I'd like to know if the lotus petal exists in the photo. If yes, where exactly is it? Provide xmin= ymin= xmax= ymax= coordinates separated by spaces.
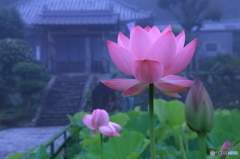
xmin=164 ymin=38 xmax=197 ymax=76
xmin=109 ymin=122 xmax=122 ymax=131
xmin=118 ymin=32 xmax=130 ymax=49
xmin=122 ymin=82 xmax=148 ymax=97
xmin=148 ymin=26 xmax=161 ymax=42
xmin=107 ymin=40 xmax=136 ymax=75
xmin=99 ymin=125 xmax=121 ymax=137
xmin=82 ymin=114 xmax=95 ymax=130
xmin=92 ymin=109 xmax=109 ymax=127
xmin=130 ymin=26 xmax=150 ymax=59
xmin=101 ymin=79 xmax=141 ymax=91
xmin=155 ymin=75 xmax=193 ymax=93
xmin=176 ymin=31 xmax=185 ymax=51
xmin=161 ymin=25 xmax=172 ymax=34
xmin=133 ymin=60 xmax=164 ymax=83
xmin=147 ymin=31 xmax=176 ymax=68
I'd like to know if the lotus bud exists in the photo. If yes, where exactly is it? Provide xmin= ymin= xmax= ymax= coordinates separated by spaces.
xmin=221 ymin=140 xmax=232 ymax=152
xmin=185 ymin=76 xmax=214 ymax=133
xmin=220 ymin=140 xmax=232 ymax=159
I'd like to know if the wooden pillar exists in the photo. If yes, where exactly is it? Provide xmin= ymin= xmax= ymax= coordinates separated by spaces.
xmin=102 ymin=30 xmax=108 ymax=73
xmin=47 ymin=32 xmax=56 ymax=73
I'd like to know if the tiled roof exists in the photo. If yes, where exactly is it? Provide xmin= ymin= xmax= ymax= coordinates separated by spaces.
xmin=33 ymin=10 xmax=119 ymax=25
xmin=197 ymin=20 xmax=240 ymax=31
xmin=14 ymin=0 xmax=153 ymax=25
xmin=156 ymin=19 xmax=240 ymax=31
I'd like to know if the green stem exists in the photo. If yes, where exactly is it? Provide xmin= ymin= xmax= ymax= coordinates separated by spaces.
xmin=149 ymin=84 xmax=156 ymax=159
xmin=198 ymin=132 xmax=207 ymax=159
xmin=100 ymin=133 xmax=103 ymax=159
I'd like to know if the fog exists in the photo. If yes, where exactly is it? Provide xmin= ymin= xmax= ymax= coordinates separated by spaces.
xmin=0 ymin=0 xmax=240 ymax=158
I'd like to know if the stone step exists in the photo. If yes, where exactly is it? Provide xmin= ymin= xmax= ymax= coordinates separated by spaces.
xmin=41 ymin=111 xmax=78 ymax=116
xmin=44 ymin=103 xmax=81 ymax=108
xmin=36 ymin=74 xmax=87 ymax=126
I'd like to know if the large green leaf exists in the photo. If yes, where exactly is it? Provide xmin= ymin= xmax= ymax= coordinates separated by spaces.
xmin=207 ymin=156 xmax=220 ymax=159
xmin=124 ymin=111 xmax=150 ymax=136
xmin=66 ymin=143 xmax=82 ymax=159
xmin=5 ymin=153 xmax=26 ymax=159
xmin=154 ymin=99 xmax=185 ymax=127
xmin=208 ymin=109 xmax=240 ymax=149
xmin=22 ymin=146 xmax=49 ymax=159
xmin=85 ymin=131 xmax=149 ymax=159
xmin=213 ymin=109 xmax=240 ymax=134
xmin=185 ymin=151 xmax=200 ymax=159
xmin=126 ymin=110 xmax=145 ymax=120
xmin=156 ymin=143 xmax=181 ymax=159
xmin=110 ymin=113 xmax=129 ymax=127
xmin=207 ymin=131 xmax=235 ymax=150
xmin=81 ymin=133 xmax=100 ymax=148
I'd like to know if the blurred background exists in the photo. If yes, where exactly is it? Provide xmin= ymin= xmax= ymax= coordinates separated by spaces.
xmin=0 ymin=0 xmax=239 ymax=129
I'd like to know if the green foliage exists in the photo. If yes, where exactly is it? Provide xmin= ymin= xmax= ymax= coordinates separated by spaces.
xmin=207 ymin=109 xmax=240 ymax=149
xmin=0 ymin=38 xmax=32 ymax=75
xmin=5 ymin=153 xmax=26 ymax=159
xmin=156 ymin=143 xmax=181 ymax=159
xmin=11 ymin=62 xmax=49 ymax=107
xmin=67 ymin=112 xmax=86 ymax=142
xmin=5 ymin=146 xmax=49 ymax=159
xmin=199 ymin=53 xmax=240 ymax=74
xmin=154 ymin=99 xmax=185 ymax=127
xmin=13 ymin=62 xmax=50 ymax=95
xmin=83 ymin=131 xmax=149 ymax=159
xmin=0 ymin=7 xmax=24 ymax=40
xmin=0 ymin=38 xmax=33 ymax=107
xmin=216 ymin=53 xmax=240 ymax=74
xmin=6 ymin=100 xmax=240 ymax=159
xmin=80 ymin=128 xmax=101 ymax=149
xmin=110 ymin=113 xmax=130 ymax=127
xmin=124 ymin=111 xmax=150 ymax=136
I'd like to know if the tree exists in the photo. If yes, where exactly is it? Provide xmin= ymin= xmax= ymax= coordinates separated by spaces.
xmin=157 ymin=0 xmax=222 ymax=40
xmin=0 ymin=6 xmax=24 ymax=40
xmin=157 ymin=0 xmax=223 ymax=72
xmin=0 ymin=39 xmax=32 ymax=107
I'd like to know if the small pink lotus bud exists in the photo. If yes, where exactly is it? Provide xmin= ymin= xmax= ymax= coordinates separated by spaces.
xmin=220 ymin=140 xmax=232 ymax=159
xmin=220 ymin=140 xmax=232 ymax=152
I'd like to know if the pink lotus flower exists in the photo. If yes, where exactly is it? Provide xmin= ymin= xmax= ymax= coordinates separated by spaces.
xmin=82 ymin=109 xmax=122 ymax=137
xmin=101 ymin=25 xmax=197 ymax=97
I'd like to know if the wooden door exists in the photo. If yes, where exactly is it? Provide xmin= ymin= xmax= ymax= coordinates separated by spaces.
xmin=55 ymin=36 xmax=86 ymax=73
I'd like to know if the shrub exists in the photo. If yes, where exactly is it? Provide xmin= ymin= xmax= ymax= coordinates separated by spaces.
xmin=13 ymin=62 xmax=50 ymax=107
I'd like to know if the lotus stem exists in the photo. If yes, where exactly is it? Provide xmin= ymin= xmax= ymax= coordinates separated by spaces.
xmin=198 ymin=132 xmax=207 ymax=159
xmin=100 ymin=133 xmax=103 ymax=159
xmin=149 ymin=83 xmax=156 ymax=159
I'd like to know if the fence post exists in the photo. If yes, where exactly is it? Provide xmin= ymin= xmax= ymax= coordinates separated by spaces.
xmin=50 ymin=142 xmax=54 ymax=158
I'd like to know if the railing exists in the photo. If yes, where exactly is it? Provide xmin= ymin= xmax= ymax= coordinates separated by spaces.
xmin=43 ymin=124 xmax=71 ymax=159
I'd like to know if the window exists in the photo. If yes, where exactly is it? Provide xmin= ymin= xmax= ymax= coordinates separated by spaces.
xmin=205 ymin=43 xmax=218 ymax=52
